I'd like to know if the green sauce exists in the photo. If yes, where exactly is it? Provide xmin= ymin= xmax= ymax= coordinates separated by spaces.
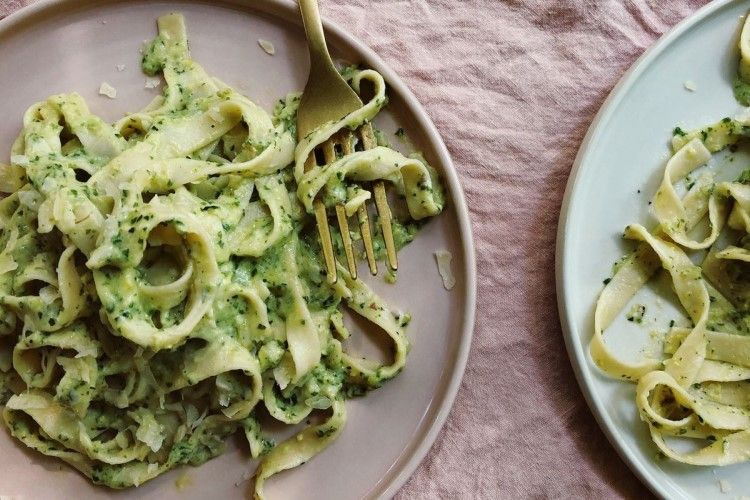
xmin=734 ymin=77 xmax=750 ymax=106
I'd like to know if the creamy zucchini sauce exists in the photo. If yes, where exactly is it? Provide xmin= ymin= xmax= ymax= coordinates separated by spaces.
xmin=0 ymin=14 xmax=443 ymax=498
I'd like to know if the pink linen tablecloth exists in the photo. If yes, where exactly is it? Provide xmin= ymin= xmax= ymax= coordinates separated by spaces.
xmin=0 ymin=0 xmax=713 ymax=498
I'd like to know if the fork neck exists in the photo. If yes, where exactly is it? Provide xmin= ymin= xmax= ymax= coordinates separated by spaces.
xmin=298 ymin=0 xmax=338 ymax=75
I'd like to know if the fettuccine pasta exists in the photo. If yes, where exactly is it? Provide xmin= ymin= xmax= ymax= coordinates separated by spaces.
xmin=0 ymin=13 xmax=443 ymax=498
xmin=591 ymin=12 xmax=750 ymax=467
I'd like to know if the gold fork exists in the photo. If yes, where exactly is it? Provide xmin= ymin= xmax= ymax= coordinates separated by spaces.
xmin=297 ymin=0 xmax=397 ymax=284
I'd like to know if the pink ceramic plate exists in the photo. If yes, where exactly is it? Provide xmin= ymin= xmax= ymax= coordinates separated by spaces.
xmin=0 ymin=1 xmax=475 ymax=498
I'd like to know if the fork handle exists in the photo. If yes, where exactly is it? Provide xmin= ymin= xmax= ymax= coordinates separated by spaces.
xmin=298 ymin=0 xmax=337 ymax=75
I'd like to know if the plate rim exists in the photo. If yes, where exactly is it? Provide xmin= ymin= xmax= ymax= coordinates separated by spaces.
xmin=0 ymin=0 xmax=478 ymax=498
xmin=555 ymin=1 xmax=739 ymax=499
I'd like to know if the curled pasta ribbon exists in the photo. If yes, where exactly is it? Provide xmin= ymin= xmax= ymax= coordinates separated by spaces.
xmin=297 ymin=147 xmax=442 ymax=220
xmin=591 ymin=171 xmax=716 ymax=380
xmin=13 ymin=322 xmax=99 ymax=389
xmin=591 ymin=223 xmax=710 ymax=382
xmin=627 ymin=225 xmax=709 ymax=385
xmin=229 ymin=174 xmax=293 ymax=257
xmin=665 ymin=328 xmax=750 ymax=371
xmin=2 ymin=245 xmax=89 ymax=333
xmin=93 ymin=101 xmax=293 ymax=193
xmin=293 ymin=69 xmax=443 ymax=220
xmin=671 ymin=118 xmax=743 ymax=154
xmin=157 ymin=336 xmax=263 ymax=420
xmin=718 ymin=181 xmax=750 ymax=233
xmin=337 ymin=266 xmax=410 ymax=385
xmin=38 ymin=187 xmax=106 ymax=256
xmin=252 ymin=399 xmax=346 ymax=500
xmin=5 ymin=334 xmax=263 ymax=487
xmin=275 ymin=237 xmax=321 ymax=382
xmin=125 ymin=12 xmax=294 ymax=180
xmin=89 ymin=207 xmax=220 ymax=351
xmin=707 ymin=182 xmax=750 ymax=267
xmin=4 ymin=391 xmax=152 ymax=465
xmin=99 ymin=357 xmax=158 ymax=410
xmin=2 ymin=388 xmax=193 ymax=487
xmin=653 ymin=138 xmax=727 ymax=250
xmin=636 ymin=370 xmax=750 ymax=465
xmin=18 ymin=98 xmax=118 ymax=255
xmin=590 ymin=244 xmax=661 ymax=381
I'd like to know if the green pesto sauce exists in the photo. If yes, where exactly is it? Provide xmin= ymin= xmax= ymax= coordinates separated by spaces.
xmin=371 ymin=218 xmax=421 ymax=260
xmin=273 ymin=94 xmax=300 ymax=138
xmin=738 ymin=168 xmax=750 ymax=184
xmin=141 ymin=35 xmax=168 ymax=76
xmin=734 ymin=77 xmax=750 ymax=106
xmin=706 ymin=290 xmax=749 ymax=334
xmin=0 ymin=372 xmax=17 ymax=405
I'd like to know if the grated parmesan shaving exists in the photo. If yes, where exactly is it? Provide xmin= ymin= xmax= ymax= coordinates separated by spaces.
xmin=684 ymin=80 xmax=697 ymax=92
xmin=718 ymin=479 xmax=732 ymax=493
xmin=38 ymin=285 xmax=58 ymax=305
xmin=134 ymin=412 xmax=166 ymax=452
xmin=273 ymin=356 xmax=294 ymax=390
xmin=207 ymin=106 xmax=223 ymax=122
xmin=433 ymin=250 xmax=456 ymax=290
xmin=185 ymin=404 xmax=208 ymax=432
xmin=75 ymin=345 xmax=98 ymax=359
xmin=114 ymin=432 xmax=128 ymax=449
xmin=10 ymin=155 xmax=29 ymax=167
xmin=98 ymin=82 xmax=117 ymax=99
xmin=116 ymin=64 xmax=126 ymax=72
xmin=41 ymin=177 xmax=56 ymax=193
xmin=144 ymin=77 xmax=161 ymax=89
xmin=17 ymin=190 xmax=41 ymax=210
xmin=257 ymin=39 xmax=275 ymax=55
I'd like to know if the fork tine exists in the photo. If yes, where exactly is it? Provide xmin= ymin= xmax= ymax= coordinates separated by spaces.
xmin=314 ymin=200 xmax=337 ymax=283
xmin=339 ymin=129 xmax=354 ymax=156
xmin=308 ymin=123 xmax=400 ymax=281
xmin=322 ymin=138 xmax=336 ymax=163
xmin=319 ymin=134 xmax=358 ymax=277
xmin=305 ymin=152 xmax=337 ymax=283
xmin=334 ymin=131 xmax=358 ymax=277
xmin=335 ymin=204 xmax=357 ymax=278
xmin=359 ymin=122 xmax=377 ymax=149
xmin=373 ymin=181 xmax=397 ymax=271
xmin=359 ymin=123 xmax=398 ymax=271
xmin=358 ymin=205 xmax=378 ymax=275
xmin=304 ymin=152 xmax=317 ymax=171
xmin=356 ymin=124 xmax=381 ymax=275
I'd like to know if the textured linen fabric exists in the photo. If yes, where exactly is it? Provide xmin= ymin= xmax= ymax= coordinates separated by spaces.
xmin=0 ymin=0 xmax=713 ymax=498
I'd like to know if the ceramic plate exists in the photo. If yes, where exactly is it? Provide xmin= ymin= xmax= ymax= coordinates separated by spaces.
xmin=556 ymin=1 xmax=750 ymax=498
xmin=0 ymin=1 xmax=476 ymax=498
